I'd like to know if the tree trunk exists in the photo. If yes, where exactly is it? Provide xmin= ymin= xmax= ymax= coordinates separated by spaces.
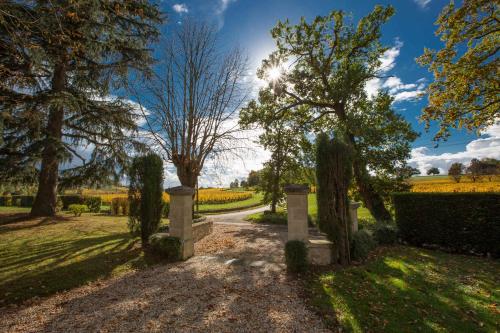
xmin=352 ymin=159 xmax=392 ymax=222
xmin=31 ymin=63 xmax=66 ymax=217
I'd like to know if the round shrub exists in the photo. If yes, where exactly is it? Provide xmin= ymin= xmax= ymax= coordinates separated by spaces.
xmin=373 ymin=223 xmax=398 ymax=245
xmin=149 ymin=234 xmax=181 ymax=261
xmin=68 ymin=204 xmax=88 ymax=217
xmin=84 ymin=196 xmax=102 ymax=213
xmin=351 ymin=229 xmax=377 ymax=261
xmin=285 ymin=240 xmax=308 ymax=273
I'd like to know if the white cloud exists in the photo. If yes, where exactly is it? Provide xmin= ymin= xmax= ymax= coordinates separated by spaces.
xmin=172 ymin=3 xmax=188 ymax=14
xmin=409 ymin=122 xmax=500 ymax=175
xmin=365 ymin=39 xmax=426 ymax=103
xmin=414 ymin=0 xmax=431 ymax=9
xmin=214 ymin=0 xmax=237 ymax=29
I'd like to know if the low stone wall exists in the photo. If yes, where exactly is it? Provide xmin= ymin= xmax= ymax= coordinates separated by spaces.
xmin=193 ymin=220 xmax=213 ymax=242
xmin=307 ymin=239 xmax=333 ymax=265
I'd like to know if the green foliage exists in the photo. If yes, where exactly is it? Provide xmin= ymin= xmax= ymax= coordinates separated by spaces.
xmin=149 ymin=234 xmax=181 ymax=262
xmin=427 ymin=167 xmax=440 ymax=175
xmin=373 ymin=223 xmax=398 ymax=245
xmin=316 ymin=133 xmax=353 ymax=264
xmin=285 ymin=240 xmax=308 ymax=273
xmin=0 ymin=1 xmax=163 ymax=215
xmin=350 ymin=229 xmax=377 ymax=261
xmin=448 ymin=162 xmax=464 ymax=183
xmin=417 ymin=0 xmax=499 ymax=140
xmin=0 ymin=195 xmax=34 ymax=207
xmin=244 ymin=6 xmax=417 ymax=222
xmin=393 ymin=193 xmax=500 ymax=257
xmin=68 ymin=204 xmax=87 ymax=217
xmin=128 ymin=153 xmax=164 ymax=245
xmin=162 ymin=201 xmax=170 ymax=218
xmin=83 ymin=196 xmax=101 ymax=213
xmin=59 ymin=195 xmax=85 ymax=210
xmin=111 ymin=198 xmax=129 ymax=216
xmin=247 ymin=170 xmax=261 ymax=187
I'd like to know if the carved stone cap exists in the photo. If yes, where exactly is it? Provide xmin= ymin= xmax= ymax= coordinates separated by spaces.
xmin=284 ymin=184 xmax=309 ymax=194
xmin=166 ymin=186 xmax=195 ymax=196
xmin=349 ymin=201 xmax=361 ymax=209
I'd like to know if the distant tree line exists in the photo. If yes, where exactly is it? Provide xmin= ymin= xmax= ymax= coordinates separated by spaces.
xmin=447 ymin=158 xmax=499 ymax=183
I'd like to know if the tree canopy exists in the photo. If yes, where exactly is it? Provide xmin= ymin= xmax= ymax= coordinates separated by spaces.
xmin=242 ymin=5 xmax=417 ymax=221
xmin=417 ymin=0 xmax=499 ymax=140
xmin=0 ymin=1 xmax=163 ymax=216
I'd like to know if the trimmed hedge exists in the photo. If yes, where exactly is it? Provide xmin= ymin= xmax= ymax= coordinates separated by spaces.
xmin=58 ymin=195 xmax=85 ymax=209
xmin=149 ymin=234 xmax=181 ymax=261
xmin=285 ymin=240 xmax=308 ymax=273
xmin=393 ymin=193 xmax=500 ymax=257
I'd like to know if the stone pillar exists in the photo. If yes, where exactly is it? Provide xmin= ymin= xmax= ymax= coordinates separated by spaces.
xmin=284 ymin=184 xmax=309 ymax=242
xmin=349 ymin=201 xmax=361 ymax=233
xmin=167 ymin=186 xmax=194 ymax=260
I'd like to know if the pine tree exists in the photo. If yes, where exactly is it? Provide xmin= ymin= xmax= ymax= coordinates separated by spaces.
xmin=0 ymin=1 xmax=163 ymax=216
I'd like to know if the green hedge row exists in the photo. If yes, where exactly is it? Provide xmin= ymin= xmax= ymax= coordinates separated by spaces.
xmin=393 ymin=193 xmax=500 ymax=257
xmin=0 ymin=195 xmax=101 ymax=212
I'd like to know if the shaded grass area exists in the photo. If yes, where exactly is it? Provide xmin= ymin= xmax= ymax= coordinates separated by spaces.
xmin=197 ymin=192 xmax=264 ymax=213
xmin=245 ymin=194 xmax=373 ymax=224
xmin=307 ymin=246 xmax=500 ymax=333
xmin=0 ymin=206 xmax=31 ymax=214
xmin=0 ymin=214 xmax=153 ymax=305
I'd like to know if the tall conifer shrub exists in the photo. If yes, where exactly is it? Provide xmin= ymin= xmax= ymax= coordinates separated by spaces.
xmin=128 ymin=153 xmax=164 ymax=246
xmin=316 ymin=133 xmax=353 ymax=265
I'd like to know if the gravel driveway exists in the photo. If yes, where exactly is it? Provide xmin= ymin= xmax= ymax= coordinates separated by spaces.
xmin=0 ymin=222 xmax=329 ymax=332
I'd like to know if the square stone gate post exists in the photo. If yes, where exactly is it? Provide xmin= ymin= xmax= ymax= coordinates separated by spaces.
xmin=167 ymin=186 xmax=194 ymax=260
xmin=284 ymin=184 xmax=309 ymax=242
xmin=349 ymin=201 xmax=361 ymax=233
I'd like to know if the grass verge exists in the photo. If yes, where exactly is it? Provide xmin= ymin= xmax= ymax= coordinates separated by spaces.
xmin=307 ymin=246 xmax=500 ymax=333
xmin=0 ymin=213 xmax=155 ymax=305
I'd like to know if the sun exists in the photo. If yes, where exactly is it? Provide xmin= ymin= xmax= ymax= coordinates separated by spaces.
xmin=267 ymin=66 xmax=281 ymax=81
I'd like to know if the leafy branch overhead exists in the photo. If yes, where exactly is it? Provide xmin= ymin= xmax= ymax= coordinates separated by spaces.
xmin=417 ymin=0 xmax=499 ymax=140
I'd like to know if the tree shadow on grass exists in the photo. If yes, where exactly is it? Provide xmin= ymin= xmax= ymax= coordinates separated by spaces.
xmin=308 ymin=246 xmax=500 ymax=333
xmin=0 ymin=231 xmax=147 ymax=305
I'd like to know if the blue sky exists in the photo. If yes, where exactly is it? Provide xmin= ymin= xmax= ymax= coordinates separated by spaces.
xmin=152 ymin=0 xmax=499 ymax=186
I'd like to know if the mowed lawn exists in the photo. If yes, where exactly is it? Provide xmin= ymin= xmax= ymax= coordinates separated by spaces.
xmin=0 ymin=212 xmax=150 ymax=305
xmin=308 ymin=246 xmax=500 ymax=333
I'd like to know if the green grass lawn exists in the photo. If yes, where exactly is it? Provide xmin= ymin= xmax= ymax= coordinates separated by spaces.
xmin=246 ymin=193 xmax=373 ymax=224
xmin=0 ymin=206 xmax=31 ymax=214
xmin=308 ymin=246 xmax=500 ymax=333
xmin=0 ymin=213 xmax=154 ymax=305
xmin=197 ymin=192 xmax=264 ymax=213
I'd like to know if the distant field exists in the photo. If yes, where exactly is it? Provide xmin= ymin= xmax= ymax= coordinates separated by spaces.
xmin=409 ymin=176 xmax=500 ymax=193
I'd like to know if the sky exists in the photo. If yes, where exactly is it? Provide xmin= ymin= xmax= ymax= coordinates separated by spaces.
xmin=150 ymin=0 xmax=499 ymax=187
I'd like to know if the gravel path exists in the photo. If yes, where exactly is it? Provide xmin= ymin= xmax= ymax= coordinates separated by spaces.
xmin=0 ymin=223 xmax=329 ymax=333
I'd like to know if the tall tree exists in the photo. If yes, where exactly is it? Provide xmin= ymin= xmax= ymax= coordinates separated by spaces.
xmin=427 ymin=167 xmax=440 ymax=175
xmin=246 ymin=6 xmax=417 ymax=221
xmin=134 ymin=21 xmax=247 ymax=189
xmin=448 ymin=162 xmax=464 ymax=183
xmin=417 ymin=0 xmax=499 ymax=140
xmin=0 ymin=1 xmax=163 ymax=216
xmin=466 ymin=158 xmax=482 ymax=182
xmin=240 ymin=88 xmax=305 ymax=213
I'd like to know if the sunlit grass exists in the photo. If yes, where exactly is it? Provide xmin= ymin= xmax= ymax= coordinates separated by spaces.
xmin=0 ymin=214 xmax=150 ymax=305
xmin=308 ymin=246 xmax=500 ymax=332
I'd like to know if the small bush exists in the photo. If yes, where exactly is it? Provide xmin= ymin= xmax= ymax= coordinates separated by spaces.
xmin=373 ymin=223 xmax=398 ymax=245
xmin=149 ymin=234 xmax=181 ymax=261
xmin=68 ymin=204 xmax=87 ymax=217
xmin=351 ymin=229 xmax=377 ymax=261
xmin=111 ymin=197 xmax=129 ymax=215
xmin=394 ymin=193 xmax=500 ymax=257
xmin=84 ymin=196 xmax=101 ymax=213
xmin=285 ymin=240 xmax=308 ymax=273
